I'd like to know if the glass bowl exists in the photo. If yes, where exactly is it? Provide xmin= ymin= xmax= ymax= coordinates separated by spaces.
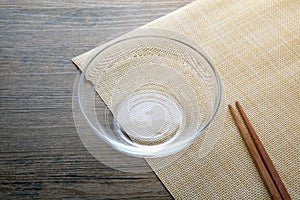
xmin=77 ymin=32 xmax=222 ymax=158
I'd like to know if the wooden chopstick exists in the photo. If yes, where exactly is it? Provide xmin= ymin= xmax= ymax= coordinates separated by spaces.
xmin=228 ymin=103 xmax=282 ymax=200
xmin=235 ymin=101 xmax=291 ymax=200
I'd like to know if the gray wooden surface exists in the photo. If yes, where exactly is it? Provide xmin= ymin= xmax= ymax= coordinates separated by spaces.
xmin=0 ymin=1 xmax=193 ymax=199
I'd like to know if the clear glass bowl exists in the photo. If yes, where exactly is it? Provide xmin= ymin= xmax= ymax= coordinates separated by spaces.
xmin=77 ymin=32 xmax=222 ymax=158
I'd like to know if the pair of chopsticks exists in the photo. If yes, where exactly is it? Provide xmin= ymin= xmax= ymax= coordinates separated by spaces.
xmin=229 ymin=101 xmax=290 ymax=200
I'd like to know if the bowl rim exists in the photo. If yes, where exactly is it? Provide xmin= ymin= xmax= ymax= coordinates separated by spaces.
xmin=77 ymin=34 xmax=222 ymax=158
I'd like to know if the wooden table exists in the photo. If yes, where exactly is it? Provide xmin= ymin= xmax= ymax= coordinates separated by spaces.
xmin=0 ymin=1 xmax=193 ymax=199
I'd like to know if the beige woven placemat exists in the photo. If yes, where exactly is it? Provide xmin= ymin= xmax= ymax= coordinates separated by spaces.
xmin=72 ymin=0 xmax=300 ymax=199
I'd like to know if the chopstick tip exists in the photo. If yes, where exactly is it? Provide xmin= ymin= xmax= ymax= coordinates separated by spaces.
xmin=228 ymin=104 xmax=235 ymax=115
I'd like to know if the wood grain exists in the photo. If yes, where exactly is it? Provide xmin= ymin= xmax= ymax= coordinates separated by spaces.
xmin=0 ymin=0 xmax=193 ymax=199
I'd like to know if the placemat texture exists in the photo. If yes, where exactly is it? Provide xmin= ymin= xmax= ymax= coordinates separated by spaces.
xmin=72 ymin=0 xmax=300 ymax=199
